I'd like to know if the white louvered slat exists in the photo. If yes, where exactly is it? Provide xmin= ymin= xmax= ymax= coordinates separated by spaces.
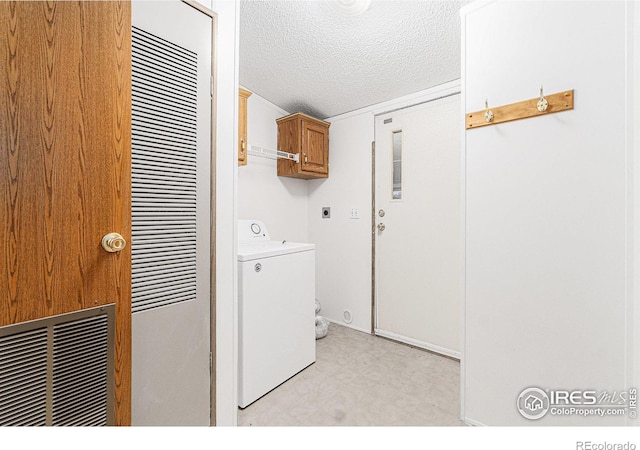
xmin=0 ymin=329 xmax=48 ymax=426
xmin=0 ymin=308 xmax=114 ymax=426
xmin=133 ymin=140 xmax=196 ymax=158
xmin=132 ymin=26 xmax=199 ymax=314
xmin=52 ymin=315 xmax=109 ymax=426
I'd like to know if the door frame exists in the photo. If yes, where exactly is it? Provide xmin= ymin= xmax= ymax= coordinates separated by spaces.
xmin=182 ymin=0 xmax=218 ymax=426
xmin=371 ymin=89 xmax=461 ymax=350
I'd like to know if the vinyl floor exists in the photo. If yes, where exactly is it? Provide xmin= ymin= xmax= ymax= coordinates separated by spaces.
xmin=238 ymin=323 xmax=463 ymax=426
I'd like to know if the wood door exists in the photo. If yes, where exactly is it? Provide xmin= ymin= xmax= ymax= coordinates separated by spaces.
xmin=301 ymin=119 xmax=328 ymax=175
xmin=374 ymin=95 xmax=461 ymax=359
xmin=0 ymin=1 xmax=131 ymax=424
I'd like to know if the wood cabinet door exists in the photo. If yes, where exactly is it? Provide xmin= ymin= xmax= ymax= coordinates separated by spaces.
xmin=238 ymin=88 xmax=251 ymax=165
xmin=301 ymin=120 xmax=328 ymax=175
xmin=0 ymin=1 xmax=131 ymax=424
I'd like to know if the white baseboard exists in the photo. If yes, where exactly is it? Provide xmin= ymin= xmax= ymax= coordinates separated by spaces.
xmin=374 ymin=328 xmax=461 ymax=360
xmin=463 ymin=417 xmax=486 ymax=427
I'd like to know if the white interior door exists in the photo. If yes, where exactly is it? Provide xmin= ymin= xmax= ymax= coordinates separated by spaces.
xmin=374 ymin=94 xmax=461 ymax=358
xmin=130 ymin=1 xmax=212 ymax=425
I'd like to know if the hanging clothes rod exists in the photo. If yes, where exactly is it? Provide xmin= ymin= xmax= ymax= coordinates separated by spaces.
xmin=248 ymin=145 xmax=299 ymax=163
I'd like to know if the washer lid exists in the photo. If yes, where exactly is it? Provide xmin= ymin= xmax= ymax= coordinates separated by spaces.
xmin=238 ymin=240 xmax=315 ymax=261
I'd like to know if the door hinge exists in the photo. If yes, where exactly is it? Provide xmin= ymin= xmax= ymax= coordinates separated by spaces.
xmin=210 ymin=76 xmax=214 ymax=98
xmin=209 ymin=352 xmax=212 ymax=374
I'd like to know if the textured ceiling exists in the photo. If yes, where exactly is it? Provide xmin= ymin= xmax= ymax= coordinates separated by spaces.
xmin=239 ymin=0 xmax=467 ymax=119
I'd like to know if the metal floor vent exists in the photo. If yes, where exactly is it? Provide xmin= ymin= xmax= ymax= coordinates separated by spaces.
xmin=0 ymin=306 xmax=114 ymax=426
xmin=131 ymin=26 xmax=198 ymax=314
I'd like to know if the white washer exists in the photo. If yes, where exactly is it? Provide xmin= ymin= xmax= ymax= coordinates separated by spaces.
xmin=237 ymin=220 xmax=316 ymax=408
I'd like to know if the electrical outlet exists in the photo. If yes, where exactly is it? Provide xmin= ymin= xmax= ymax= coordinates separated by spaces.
xmin=350 ymin=208 xmax=360 ymax=219
xmin=322 ymin=207 xmax=331 ymax=219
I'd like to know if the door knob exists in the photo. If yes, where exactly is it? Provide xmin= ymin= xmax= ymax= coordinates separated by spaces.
xmin=377 ymin=223 xmax=385 ymax=232
xmin=378 ymin=209 xmax=385 ymax=217
xmin=101 ymin=232 xmax=126 ymax=253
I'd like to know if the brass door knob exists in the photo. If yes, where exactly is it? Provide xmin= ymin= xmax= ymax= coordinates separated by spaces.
xmin=101 ymin=232 xmax=126 ymax=253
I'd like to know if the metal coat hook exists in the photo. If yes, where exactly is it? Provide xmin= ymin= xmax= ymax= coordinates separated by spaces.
xmin=537 ymin=86 xmax=548 ymax=112
xmin=484 ymin=99 xmax=494 ymax=123
xmin=466 ymin=89 xmax=574 ymax=130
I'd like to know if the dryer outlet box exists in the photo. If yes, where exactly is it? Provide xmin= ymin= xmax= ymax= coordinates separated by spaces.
xmin=322 ymin=207 xmax=330 ymax=219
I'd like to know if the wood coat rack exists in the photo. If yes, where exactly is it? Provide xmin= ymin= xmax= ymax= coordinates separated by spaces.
xmin=466 ymin=89 xmax=574 ymax=130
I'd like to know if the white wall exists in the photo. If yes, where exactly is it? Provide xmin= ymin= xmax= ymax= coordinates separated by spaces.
xmin=238 ymin=93 xmax=309 ymax=242
xmin=308 ymin=113 xmax=374 ymax=332
xmin=208 ymin=0 xmax=239 ymax=427
xmin=461 ymin=0 xmax=639 ymax=426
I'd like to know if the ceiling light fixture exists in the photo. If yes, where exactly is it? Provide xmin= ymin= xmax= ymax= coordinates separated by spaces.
xmin=327 ymin=0 xmax=372 ymax=16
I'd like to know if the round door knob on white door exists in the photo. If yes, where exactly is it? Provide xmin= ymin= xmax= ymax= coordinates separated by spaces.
xmin=377 ymin=223 xmax=386 ymax=232
xmin=101 ymin=232 xmax=126 ymax=253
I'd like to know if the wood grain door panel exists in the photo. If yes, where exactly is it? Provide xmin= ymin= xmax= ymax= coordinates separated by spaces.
xmin=301 ymin=120 xmax=328 ymax=174
xmin=238 ymin=88 xmax=251 ymax=165
xmin=0 ymin=1 xmax=131 ymax=425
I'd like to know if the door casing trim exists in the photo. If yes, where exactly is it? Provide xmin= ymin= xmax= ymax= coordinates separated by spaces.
xmin=182 ymin=0 xmax=218 ymax=427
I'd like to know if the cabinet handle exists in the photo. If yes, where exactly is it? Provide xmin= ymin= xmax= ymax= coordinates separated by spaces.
xmin=240 ymin=138 xmax=246 ymax=155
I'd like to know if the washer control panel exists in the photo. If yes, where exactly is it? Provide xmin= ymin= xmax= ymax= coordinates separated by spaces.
xmin=238 ymin=219 xmax=270 ymax=243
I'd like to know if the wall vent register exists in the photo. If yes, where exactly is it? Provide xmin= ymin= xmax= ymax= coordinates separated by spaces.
xmin=0 ymin=306 xmax=114 ymax=426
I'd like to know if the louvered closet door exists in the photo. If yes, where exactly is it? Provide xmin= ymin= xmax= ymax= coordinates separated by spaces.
xmin=130 ymin=1 xmax=212 ymax=426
